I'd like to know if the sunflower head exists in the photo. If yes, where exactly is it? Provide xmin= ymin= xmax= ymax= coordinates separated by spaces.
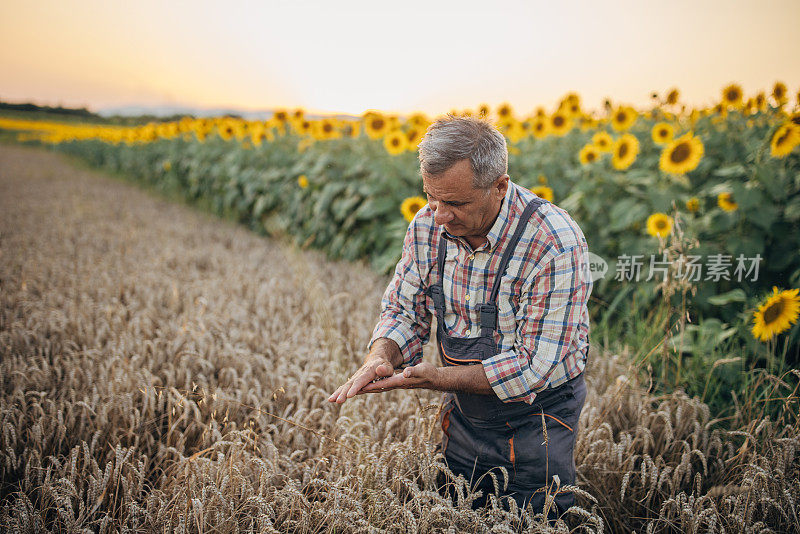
xmin=400 ymin=196 xmax=427 ymax=222
xmin=646 ymin=213 xmax=673 ymax=237
xmin=685 ymin=197 xmax=700 ymax=213
xmin=721 ymin=83 xmax=744 ymax=108
xmin=611 ymin=106 xmax=638 ymax=131
xmin=666 ymin=88 xmax=680 ymax=105
xmin=579 ymin=144 xmax=601 ymax=165
xmin=717 ymin=192 xmax=738 ymax=212
xmin=651 ymin=122 xmax=675 ymax=145
xmin=537 ymin=175 xmax=548 ymax=185
xmin=659 ymin=133 xmax=704 ymax=175
xmin=549 ymin=112 xmax=572 ymax=136
xmin=530 ymin=186 xmax=554 ymax=202
xmin=383 ymin=129 xmax=409 ymax=155
xmin=611 ymin=134 xmax=640 ymax=170
xmin=773 ymin=81 xmax=788 ymax=105
xmin=297 ymin=175 xmax=309 ymax=189
xmin=531 ymin=117 xmax=549 ymax=139
xmin=751 ymin=287 xmax=800 ymax=342
xmin=592 ymin=131 xmax=613 ymax=152
xmin=770 ymin=124 xmax=800 ymax=158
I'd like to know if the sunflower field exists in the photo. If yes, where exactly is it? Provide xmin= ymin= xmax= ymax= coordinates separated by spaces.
xmin=2 ymin=82 xmax=800 ymax=403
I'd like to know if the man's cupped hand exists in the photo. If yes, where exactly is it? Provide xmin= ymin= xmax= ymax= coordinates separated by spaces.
xmin=327 ymin=356 xmax=395 ymax=404
xmin=359 ymin=362 xmax=440 ymax=394
xmin=328 ymin=361 xmax=441 ymax=403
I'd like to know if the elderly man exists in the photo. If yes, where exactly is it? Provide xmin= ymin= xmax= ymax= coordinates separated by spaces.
xmin=328 ymin=116 xmax=592 ymax=516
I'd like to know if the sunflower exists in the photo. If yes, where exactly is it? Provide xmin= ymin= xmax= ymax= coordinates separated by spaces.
xmin=651 ymin=122 xmax=675 ymax=145
xmin=611 ymin=106 xmax=638 ymax=131
xmin=666 ymin=88 xmax=680 ymax=105
xmin=496 ymin=103 xmax=514 ymax=124
xmin=755 ymin=92 xmax=766 ymax=111
xmin=717 ymin=192 xmax=737 ymax=211
xmin=537 ymin=175 xmax=548 ymax=184
xmin=579 ymin=144 xmax=601 ymax=165
xmin=297 ymin=175 xmax=309 ymax=189
xmin=592 ymin=131 xmax=613 ymax=152
xmin=751 ymin=287 xmax=800 ymax=342
xmin=340 ymin=120 xmax=361 ymax=138
xmin=646 ymin=213 xmax=673 ymax=237
xmin=530 ymin=186 xmax=554 ymax=202
xmin=405 ymin=127 xmax=425 ymax=148
xmin=502 ymin=120 xmax=526 ymax=143
xmin=272 ymin=109 xmax=289 ymax=123
xmin=363 ymin=112 xmax=389 ymax=139
xmin=659 ymin=133 xmax=704 ymax=174
xmin=769 ymin=124 xmax=800 ymax=158
xmin=611 ymin=134 xmax=639 ymax=170
xmin=549 ymin=111 xmax=572 ymax=137
xmin=400 ymin=196 xmax=427 ymax=222
xmin=312 ymin=119 xmax=341 ymax=140
xmin=721 ymin=83 xmax=743 ymax=108
xmin=773 ymin=81 xmax=788 ymax=105
xmin=530 ymin=116 xmax=549 ymax=139
xmin=685 ymin=197 xmax=700 ymax=213
xmin=477 ymin=104 xmax=490 ymax=117
xmin=292 ymin=119 xmax=313 ymax=136
xmin=383 ymin=129 xmax=409 ymax=155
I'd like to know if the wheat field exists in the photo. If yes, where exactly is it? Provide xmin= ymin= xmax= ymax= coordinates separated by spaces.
xmin=1 ymin=144 xmax=798 ymax=533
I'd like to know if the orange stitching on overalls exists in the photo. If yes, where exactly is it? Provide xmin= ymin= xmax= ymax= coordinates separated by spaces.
xmin=441 ymin=406 xmax=453 ymax=454
xmin=531 ymin=412 xmax=574 ymax=433
xmin=439 ymin=342 xmax=482 ymax=364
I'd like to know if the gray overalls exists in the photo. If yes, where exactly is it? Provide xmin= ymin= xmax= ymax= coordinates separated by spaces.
xmin=429 ymin=197 xmax=587 ymax=514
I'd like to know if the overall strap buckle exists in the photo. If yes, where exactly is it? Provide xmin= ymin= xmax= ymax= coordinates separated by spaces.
xmin=478 ymin=303 xmax=497 ymax=337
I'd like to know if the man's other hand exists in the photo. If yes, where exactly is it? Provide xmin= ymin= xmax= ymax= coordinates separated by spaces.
xmin=359 ymin=362 xmax=440 ymax=393
xmin=327 ymin=357 xmax=395 ymax=404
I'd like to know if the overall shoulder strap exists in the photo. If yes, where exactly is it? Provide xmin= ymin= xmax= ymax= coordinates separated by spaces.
xmin=478 ymin=197 xmax=547 ymax=337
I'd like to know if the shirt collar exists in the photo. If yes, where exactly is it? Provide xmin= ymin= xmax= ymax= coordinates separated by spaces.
xmin=484 ymin=181 xmax=516 ymax=252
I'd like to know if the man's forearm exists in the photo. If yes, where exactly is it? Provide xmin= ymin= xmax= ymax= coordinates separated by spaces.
xmin=436 ymin=363 xmax=494 ymax=395
xmin=368 ymin=337 xmax=403 ymax=368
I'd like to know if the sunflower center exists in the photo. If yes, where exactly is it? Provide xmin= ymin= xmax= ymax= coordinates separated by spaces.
xmin=658 ymin=128 xmax=668 ymax=138
xmin=727 ymin=89 xmax=740 ymax=101
xmin=655 ymin=219 xmax=667 ymax=229
xmin=763 ymin=300 xmax=785 ymax=325
xmin=776 ymin=129 xmax=792 ymax=146
xmin=616 ymin=112 xmax=626 ymax=123
xmin=372 ymin=119 xmax=384 ymax=130
xmin=553 ymin=116 xmax=564 ymax=127
xmin=391 ymin=138 xmax=400 ymax=147
xmin=587 ymin=152 xmax=596 ymax=162
xmin=323 ymin=123 xmax=332 ymax=133
xmin=618 ymin=142 xmax=629 ymax=158
xmin=670 ymin=142 xmax=691 ymax=163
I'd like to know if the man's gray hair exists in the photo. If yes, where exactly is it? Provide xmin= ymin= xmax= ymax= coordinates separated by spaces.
xmin=418 ymin=115 xmax=508 ymax=189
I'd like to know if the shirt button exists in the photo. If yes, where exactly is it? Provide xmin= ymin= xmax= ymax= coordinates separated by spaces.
xmin=469 ymin=254 xmax=475 ymax=260
xmin=465 ymin=294 xmax=471 ymax=301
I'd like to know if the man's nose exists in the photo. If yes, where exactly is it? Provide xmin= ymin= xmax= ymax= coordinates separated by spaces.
xmin=433 ymin=204 xmax=453 ymax=225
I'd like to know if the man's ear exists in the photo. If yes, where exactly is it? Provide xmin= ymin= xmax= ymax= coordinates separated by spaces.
xmin=494 ymin=174 xmax=510 ymax=199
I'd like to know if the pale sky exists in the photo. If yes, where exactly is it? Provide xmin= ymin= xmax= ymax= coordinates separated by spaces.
xmin=1 ymin=0 xmax=798 ymax=116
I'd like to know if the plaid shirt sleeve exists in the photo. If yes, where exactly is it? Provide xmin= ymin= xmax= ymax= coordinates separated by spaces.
xmin=368 ymin=217 xmax=432 ymax=367
xmin=482 ymin=244 xmax=592 ymax=404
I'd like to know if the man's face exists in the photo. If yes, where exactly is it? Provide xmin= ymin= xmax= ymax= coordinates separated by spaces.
xmin=422 ymin=159 xmax=508 ymax=242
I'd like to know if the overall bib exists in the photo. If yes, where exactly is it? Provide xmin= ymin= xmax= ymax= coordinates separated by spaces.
xmin=429 ymin=197 xmax=587 ymax=514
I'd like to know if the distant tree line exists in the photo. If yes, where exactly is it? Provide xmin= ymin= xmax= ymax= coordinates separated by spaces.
xmin=0 ymin=101 xmax=198 ymax=125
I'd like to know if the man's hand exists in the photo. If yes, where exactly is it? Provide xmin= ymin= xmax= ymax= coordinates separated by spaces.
xmin=359 ymin=362 xmax=441 ymax=393
xmin=328 ymin=356 xmax=395 ymax=404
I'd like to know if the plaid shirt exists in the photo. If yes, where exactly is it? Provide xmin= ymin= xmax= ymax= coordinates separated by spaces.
xmin=369 ymin=180 xmax=592 ymax=404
